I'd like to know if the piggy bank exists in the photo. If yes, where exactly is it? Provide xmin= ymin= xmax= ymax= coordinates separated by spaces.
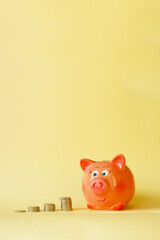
xmin=80 ymin=154 xmax=135 ymax=210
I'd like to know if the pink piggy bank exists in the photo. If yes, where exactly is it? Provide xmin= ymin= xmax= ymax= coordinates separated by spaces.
xmin=80 ymin=154 xmax=135 ymax=210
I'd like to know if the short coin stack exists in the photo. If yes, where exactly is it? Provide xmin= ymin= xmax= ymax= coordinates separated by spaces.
xmin=14 ymin=210 xmax=26 ymax=213
xmin=60 ymin=197 xmax=72 ymax=211
xmin=28 ymin=206 xmax=40 ymax=212
xmin=44 ymin=203 xmax=55 ymax=212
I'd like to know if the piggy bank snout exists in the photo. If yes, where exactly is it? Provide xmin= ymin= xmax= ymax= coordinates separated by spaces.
xmin=91 ymin=179 xmax=106 ymax=195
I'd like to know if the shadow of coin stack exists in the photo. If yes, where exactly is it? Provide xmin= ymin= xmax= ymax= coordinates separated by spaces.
xmin=60 ymin=197 xmax=72 ymax=211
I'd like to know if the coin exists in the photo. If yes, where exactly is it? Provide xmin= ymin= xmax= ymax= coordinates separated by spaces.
xmin=60 ymin=197 xmax=71 ymax=201
xmin=61 ymin=205 xmax=72 ymax=211
xmin=60 ymin=197 xmax=72 ymax=211
xmin=28 ymin=206 xmax=40 ymax=212
xmin=61 ymin=204 xmax=72 ymax=211
xmin=44 ymin=203 xmax=55 ymax=212
xmin=14 ymin=210 xmax=26 ymax=213
xmin=60 ymin=197 xmax=72 ymax=204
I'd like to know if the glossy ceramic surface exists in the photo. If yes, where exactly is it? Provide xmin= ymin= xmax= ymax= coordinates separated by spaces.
xmin=80 ymin=154 xmax=135 ymax=210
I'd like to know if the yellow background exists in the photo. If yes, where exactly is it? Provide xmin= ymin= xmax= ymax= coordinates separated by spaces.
xmin=0 ymin=0 xmax=160 ymax=216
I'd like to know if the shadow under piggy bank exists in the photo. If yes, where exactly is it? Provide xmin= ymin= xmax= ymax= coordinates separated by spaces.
xmin=124 ymin=192 xmax=160 ymax=211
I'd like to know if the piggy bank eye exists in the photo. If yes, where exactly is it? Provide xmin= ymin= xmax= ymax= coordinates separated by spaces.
xmin=92 ymin=170 xmax=98 ymax=177
xmin=102 ymin=170 xmax=109 ymax=176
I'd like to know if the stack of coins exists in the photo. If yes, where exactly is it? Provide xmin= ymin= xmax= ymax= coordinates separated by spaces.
xmin=14 ymin=210 xmax=26 ymax=213
xmin=28 ymin=206 xmax=40 ymax=212
xmin=60 ymin=197 xmax=72 ymax=211
xmin=44 ymin=203 xmax=55 ymax=212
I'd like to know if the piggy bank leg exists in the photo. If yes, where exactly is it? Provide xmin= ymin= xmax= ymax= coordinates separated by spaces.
xmin=87 ymin=204 xmax=94 ymax=209
xmin=110 ymin=203 xmax=124 ymax=210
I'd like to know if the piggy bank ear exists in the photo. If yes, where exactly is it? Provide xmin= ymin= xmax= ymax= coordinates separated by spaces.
xmin=80 ymin=158 xmax=95 ymax=172
xmin=112 ymin=154 xmax=126 ymax=170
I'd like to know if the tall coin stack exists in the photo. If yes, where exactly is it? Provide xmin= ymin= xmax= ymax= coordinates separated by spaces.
xmin=60 ymin=197 xmax=72 ymax=211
